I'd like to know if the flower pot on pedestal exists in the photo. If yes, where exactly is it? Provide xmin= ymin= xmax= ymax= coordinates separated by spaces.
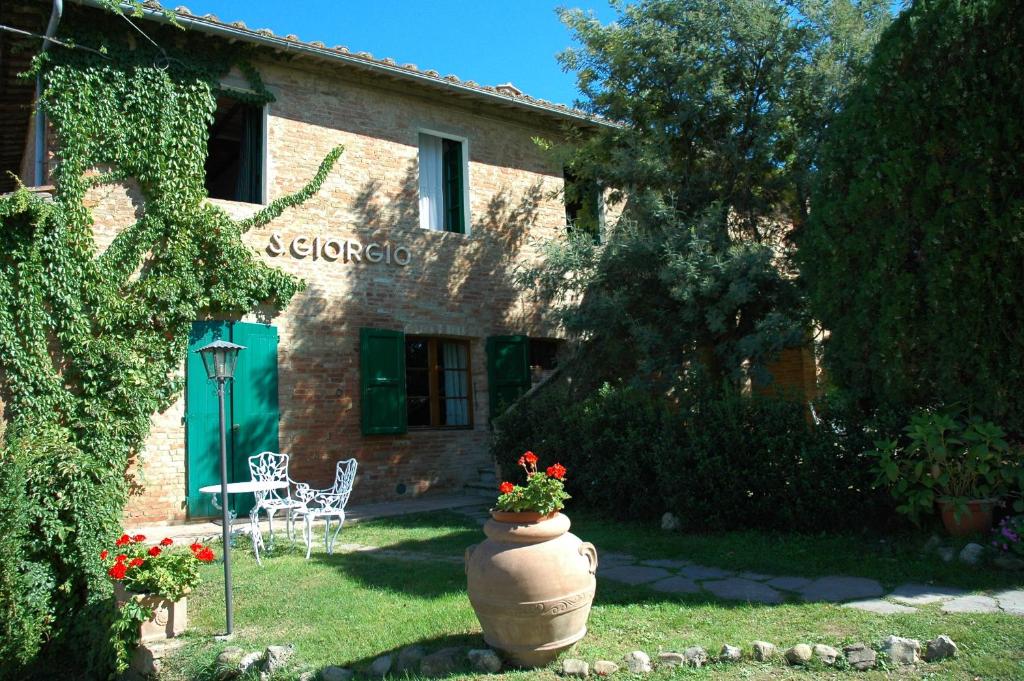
xmin=114 ymin=581 xmax=188 ymax=642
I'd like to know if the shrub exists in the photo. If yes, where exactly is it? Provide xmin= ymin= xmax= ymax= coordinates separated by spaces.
xmin=799 ymin=0 xmax=1024 ymax=434
xmin=492 ymin=381 xmax=894 ymax=532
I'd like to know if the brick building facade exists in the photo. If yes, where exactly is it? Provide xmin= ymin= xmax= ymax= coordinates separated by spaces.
xmin=3 ymin=1 xmax=618 ymax=523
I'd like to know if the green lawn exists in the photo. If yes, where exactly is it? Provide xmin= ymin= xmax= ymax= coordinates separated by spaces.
xmin=159 ymin=511 xmax=1024 ymax=680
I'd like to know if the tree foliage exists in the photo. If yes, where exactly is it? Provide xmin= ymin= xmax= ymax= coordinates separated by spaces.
xmin=520 ymin=0 xmax=890 ymax=389
xmin=0 ymin=5 xmax=340 ymax=674
xmin=799 ymin=0 xmax=1024 ymax=434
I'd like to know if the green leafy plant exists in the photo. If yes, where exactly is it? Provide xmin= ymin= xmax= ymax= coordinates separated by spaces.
xmin=0 ymin=4 xmax=341 ymax=674
xmin=495 ymin=452 xmax=571 ymax=516
xmin=869 ymin=410 xmax=1024 ymax=523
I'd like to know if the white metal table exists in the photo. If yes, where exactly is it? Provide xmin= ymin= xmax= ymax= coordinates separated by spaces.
xmin=199 ymin=480 xmax=288 ymax=566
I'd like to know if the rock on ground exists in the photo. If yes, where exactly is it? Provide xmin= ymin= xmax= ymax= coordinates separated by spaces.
xmin=593 ymin=660 xmax=619 ymax=676
xmin=843 ymin=643 xmax=877 ymax=671
xmin=752 ymin=641 xmax=776 ymax=661
xmin=882 ymin=635 xmax=920 ymax=665
xmin=813 ymin=644 xmax=839 ymax=665
xmin=561 ymin=658 xmax=590 ymax=677
xmin=320 ymin=667 xmax=353 ymax=681
xmin=785 ymin=644 xmax=812 ymax=665
xmin=369 ymin=654 xmax=393 ymax=677
xmin=239 ymin=651 xmax=263 ymax=674
xmin=396 ymin=646 xmax=426 ymax=673
xmin=263 ymin=645 xmax=294 ymax=674
xmin=468 ymin=649 xmax=502 ymax=674
xmin=719 ymin=645 xmax=742 ymax=662
xmin=924 ymin=635 xmax=958 ymax=662
xmin=661 ymin=512 xmax=681 ymax=531
xmin=420 ymin=648 xmax=465 ymax=677
xmin=215 ymin=647 xmax=245 ymax=680
xmin=656 ymin=652 xmax=684 ymax=668
xmin=959 ymin=543 xmax=985 ymax=565
xmin=937 ymin=546 xmax=956 ymax=562
xmin=684 ymin=647 xmax=708 ymax=667
xmin=624 ymin=651 xmax=652 ymax=673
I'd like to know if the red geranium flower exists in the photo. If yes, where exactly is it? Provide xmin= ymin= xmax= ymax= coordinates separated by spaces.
xmin=523 ymin=451 xmax=538 ymax=464
xmin=499 ymin=481 xmax=514 ymax=494
xmin=115 ymin=534 xmax=131 ymax=547
xmin=189 ymin=542 xmax=202 ymax=553
xmin=115 ymin=554 xmax=127 ymax=563
xmin=132 ymin=534 xmax=146 ymax=543
xmin=546 ymin=463 xmax=567 ymax=480
xmin=148 ymin=546 xmax=162 ymax=557
xmin=196 ymin=547 xmax=215 ymax=562
xmin=100 ymin=550 xmax=109 ymax=560
xmin=159 ymin=537 xmax=173 ymax=547
xmin=128 ymin=558 xmax=144 ymax=568
xmin=108 ymin=563 xmax=127 ymax=580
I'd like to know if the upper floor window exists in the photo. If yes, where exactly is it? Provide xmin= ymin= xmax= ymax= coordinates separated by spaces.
xmin=418 ymin=132 xmax=467 ymax=234
xmin=564 ymin=167 xmax=602 ymax=242
xmin=205 ymin=95 xmax=265 ymax=203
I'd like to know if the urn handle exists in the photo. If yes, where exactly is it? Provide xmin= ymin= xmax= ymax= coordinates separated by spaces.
xmin=464 ymin=543 xmax=478 ymax=574
xmin=580 ymin=542 xmax=598 ymax=575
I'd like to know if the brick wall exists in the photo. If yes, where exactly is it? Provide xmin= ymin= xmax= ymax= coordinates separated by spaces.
xmin=88 ymin=58 xmax=599 ymax=523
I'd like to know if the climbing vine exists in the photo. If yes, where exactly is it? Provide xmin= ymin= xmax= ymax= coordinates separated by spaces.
xmin=0 ymin=4 xmax=341 ymax=674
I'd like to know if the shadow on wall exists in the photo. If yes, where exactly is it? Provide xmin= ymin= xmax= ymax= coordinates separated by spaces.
xmin=264 ymin=156 xmax=549 ymax=493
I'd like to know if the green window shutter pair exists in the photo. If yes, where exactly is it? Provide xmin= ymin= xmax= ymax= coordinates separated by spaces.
xmin=359 ymin=330 xmax=533 ymax=432
xmin=442 ymin=139 xmax=466 ymax=234
xmin=486 ymin=335 xmax=531 ymax=419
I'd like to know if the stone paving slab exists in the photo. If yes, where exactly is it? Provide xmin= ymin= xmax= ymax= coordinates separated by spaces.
xmin=941 ymin=595 xmax=1001 ymax=614
xmin=650 ymin=576 xmax=701 ymax=594
xmin=993 ymin=589 xmax=1024 ymax=615
xmin=738 ymin=571 xmax=774 ymax=581
xmin=640 ymin=559 xmax=691 ymax=569
xmin=843 ymin=599 xmax=918 ymax=615
xmin=599 ymin=565 xmax=673 ymax=585
xmin=888 ymin=583 xmax=967 ymax=605
xmin=766 ymin=576 xmax=811 ymax=591
xmin=600 ymin=551 xmax=639 ymax=566
xmin=800 ymin=576 xmax=885 ymax=602
xmin=679 ymin=565 xmax=735 ymax=580
xmin=701 ymin=577 xmax=784 ymax=604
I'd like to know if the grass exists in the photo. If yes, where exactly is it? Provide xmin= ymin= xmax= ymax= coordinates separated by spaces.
xmin=158 ymin=510 xmax=1024 ymax=681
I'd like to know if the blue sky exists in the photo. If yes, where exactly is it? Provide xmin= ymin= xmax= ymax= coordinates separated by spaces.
xmin=175 ymin=1 xmax=620 ymax=107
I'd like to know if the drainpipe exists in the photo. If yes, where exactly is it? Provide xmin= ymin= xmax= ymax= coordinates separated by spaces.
xmin=34 ymin=0 xmax=63 ymax=187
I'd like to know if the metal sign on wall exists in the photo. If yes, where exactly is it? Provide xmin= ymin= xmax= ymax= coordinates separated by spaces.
xmin=266 ymin=231 xmax=411 ymax=266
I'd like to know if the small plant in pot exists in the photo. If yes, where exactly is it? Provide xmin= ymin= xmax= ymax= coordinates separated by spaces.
xmin=492 ymin=451 xmax=571 ymax=521
xmin=102 ymin=533 xmax=215 ymax=672
xmin=869 ymin=409 xmax=1024 ymax=537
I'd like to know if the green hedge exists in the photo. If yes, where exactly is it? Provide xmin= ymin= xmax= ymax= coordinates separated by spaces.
xmin=798 ymin=0 xmax=1024 ymax=434
xmin=492 ymin=382 xmax=894 ymax=532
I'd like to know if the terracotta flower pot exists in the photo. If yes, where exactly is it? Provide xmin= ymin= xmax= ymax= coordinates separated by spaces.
xmin=937 ymin=498 xmax=997 ymax=538
xmin=114 ymin=582 xmax=188 ymax=642
xmin=465 ymin=512 xmax=598 ymax=668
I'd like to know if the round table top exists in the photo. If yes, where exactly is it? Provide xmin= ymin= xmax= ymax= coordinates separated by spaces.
xmin=199 ymin=480 xmax=289 ymax=494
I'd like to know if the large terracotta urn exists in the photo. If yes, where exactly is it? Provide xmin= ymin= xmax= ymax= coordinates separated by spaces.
xmin=465 ymin=512 xmax=598 ymax=667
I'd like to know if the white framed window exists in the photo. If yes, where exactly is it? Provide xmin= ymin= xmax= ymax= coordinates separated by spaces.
xmin=418 ymin=131 xmax=469 ymax=234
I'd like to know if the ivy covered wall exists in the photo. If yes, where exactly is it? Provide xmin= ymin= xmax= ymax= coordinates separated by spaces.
xmin=0 ymin=4 xmax=341 ymax=674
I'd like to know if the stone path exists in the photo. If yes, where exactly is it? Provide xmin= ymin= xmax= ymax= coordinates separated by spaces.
xmin=593 ymin=553 xmax=1024 ymax=616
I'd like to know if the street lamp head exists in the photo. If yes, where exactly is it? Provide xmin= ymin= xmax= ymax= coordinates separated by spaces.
xmin=195 ymin=339 xmax=246 ymax=380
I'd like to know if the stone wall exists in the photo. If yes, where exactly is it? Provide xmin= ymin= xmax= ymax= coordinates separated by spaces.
xmin=92 ymin=57 xmax=601 ymax=522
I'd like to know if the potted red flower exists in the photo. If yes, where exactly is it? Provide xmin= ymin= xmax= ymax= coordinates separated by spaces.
xmin=466 ymin=452 xmax=597 ymax=668
xmin=103 ymin=533 xmax=214 ymax=671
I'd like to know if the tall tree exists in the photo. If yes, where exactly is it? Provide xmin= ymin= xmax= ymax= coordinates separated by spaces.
xmin=521 ymin=0 xmax=891 ymax=388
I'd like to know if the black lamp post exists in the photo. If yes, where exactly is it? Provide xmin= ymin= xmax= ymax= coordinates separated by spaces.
xmin=195 ymin=339 xmax=245 ymax=636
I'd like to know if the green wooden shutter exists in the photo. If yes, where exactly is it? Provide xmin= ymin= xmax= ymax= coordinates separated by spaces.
xmin=186 ymin=320 xmax=233 ymax=518
xmin=360 ymin=328 xmax=407 ymax=435
xmin=231 ymin=322 xmax=280 ymax=514
xmin=487 ymin=335 xmax=531 ymax=419
xmin=442 ymin=139 xmax=465 ymax=234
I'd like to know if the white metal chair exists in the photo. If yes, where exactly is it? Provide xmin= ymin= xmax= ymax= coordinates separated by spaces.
xmin=248 ymin=451 xmax=307 ymax=547
xmin=294 ymin=458 xmax=357 ymax=559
